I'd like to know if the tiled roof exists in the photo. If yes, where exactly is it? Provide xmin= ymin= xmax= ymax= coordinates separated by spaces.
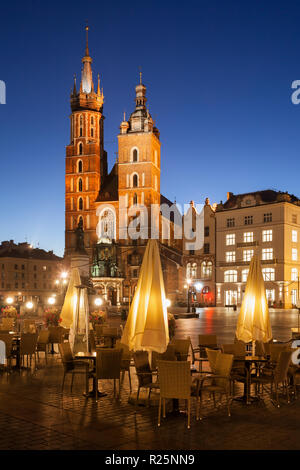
xmin=0 ymin=241 xmax=62 ymax=261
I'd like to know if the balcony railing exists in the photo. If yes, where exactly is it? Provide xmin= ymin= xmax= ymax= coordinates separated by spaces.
xmin=236 ymin=241 xmax=259 ymax=248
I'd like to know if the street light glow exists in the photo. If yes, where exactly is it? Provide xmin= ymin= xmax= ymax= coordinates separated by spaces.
xmin=26 ymin=301 xmax=33 ymax=309
xmin=94 ymin=297 xmax=103 ymax=306
xmin=187 ymin=278 xmax=191 ymax=285
xmin=6 ymin=297 xmax=13 ymax=305
xmin=165 ymin=298 xmax=171 ymax=308
xmin=48 ymin=297 xmax=55 ymax=305
xmin=195 ymin=282 xmax=203 ymax=292
xmin=61 ymin=272 xmax=68 ymax=279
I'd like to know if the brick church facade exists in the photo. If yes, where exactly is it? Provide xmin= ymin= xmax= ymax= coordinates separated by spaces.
xmin=64 ymin=28 xmax=203 ymax=306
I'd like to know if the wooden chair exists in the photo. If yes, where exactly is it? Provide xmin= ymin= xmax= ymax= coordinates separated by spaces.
xmin=36 ymin=330 xmax=50 ymax=364
xmin=115 ymin=341 xmax=132 ymax=392
xmin=251 ymin=350 xmax=293 ymax=407
xmin=133 ymin=351 xmax=160 ymax=405
xmin=198 ymin=335 xmax=218 ymax=359
xmin=198 ymin=352 xmax=234 ymax=420
xmin=93 ymin=348 xmax=123 ymax=402
xmin=171 ymin=338 xmax=190 ymax=361
xmin=157 ymin=360 xmax=198 ymax=429
xmin=58 ymin=342 xmax=92 ymax=393
xmin=151 ymin=345 xmax=177 ymax=370
xmin=20 ymin=333 xmax=38 ymax=369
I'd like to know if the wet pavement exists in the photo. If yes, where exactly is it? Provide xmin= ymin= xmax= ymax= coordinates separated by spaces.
xmin=0 ymin=308 xmax=299 ymax=450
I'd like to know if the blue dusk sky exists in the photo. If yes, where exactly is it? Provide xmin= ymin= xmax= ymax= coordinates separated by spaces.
xmin=1 ymin=0 xmax=300 ymax=256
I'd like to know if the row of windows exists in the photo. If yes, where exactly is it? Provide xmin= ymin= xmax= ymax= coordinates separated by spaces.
xmin=224 ymin=267 xmax=299 ymax=283
xmin=226 ymin=213 xmax=299 ymax=228
xmin=227 ymin=213 xmax=272 ymax=227
xmin=224 ymin=268 xmax=275 ymax=283
xmin=226 ymin=248 xmax=274 ymax=262
xmin=1 ymin=264 xmax=53 ymax=271
xmin=186 ymin=261 xmax=213 ymax=279
xmin=226 ymin=229 xmax=298 ymax=245
xmin=226 ymin=248 xmax=298 ymax=262
xmin=1 ymin=282 xmax=54 ymax=290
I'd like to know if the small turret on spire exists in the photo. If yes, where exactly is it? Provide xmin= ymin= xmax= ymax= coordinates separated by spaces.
xmin=97 ymin=74 xmax=101 ymax=95
xmin=72 ymin=74 xmax=77 ymax=95
xmin=81 ymin=25 xmax=93 ymax=94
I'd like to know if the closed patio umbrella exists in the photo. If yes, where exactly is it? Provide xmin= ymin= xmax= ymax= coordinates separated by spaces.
xmin=236 ymin=255 xmax=272 ymax=347
xmin=121 ymin=239 xmax=169 ymax=353
xmin=60 ymin=268 xmax=89 ymax=351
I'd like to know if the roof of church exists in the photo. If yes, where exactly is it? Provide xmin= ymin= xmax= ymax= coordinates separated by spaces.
xmin=95 ymin=164 xmax=119 ymax=202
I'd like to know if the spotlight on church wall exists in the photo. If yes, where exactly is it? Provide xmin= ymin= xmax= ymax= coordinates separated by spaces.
xmin=94 ymin=297 xmax=103 ymax=307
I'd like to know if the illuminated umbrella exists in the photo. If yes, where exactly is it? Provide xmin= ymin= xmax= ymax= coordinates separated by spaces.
xmin=60 ymin=268 xmax=89 ymax=351
xmin=236 ymin=255 xmax=272 ymax=348
xmin=121 ymin=239 xmax=169 ymax=353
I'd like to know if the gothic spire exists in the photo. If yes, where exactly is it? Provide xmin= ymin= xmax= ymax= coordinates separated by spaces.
xmin=81 ymin=25 xmax=93 ymax=94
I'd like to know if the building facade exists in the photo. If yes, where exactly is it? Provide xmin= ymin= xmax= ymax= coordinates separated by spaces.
xmin=0 ymin=240 xmax=64 ymax=313
xmin=215 ymin=190 xmax=300 ymax=308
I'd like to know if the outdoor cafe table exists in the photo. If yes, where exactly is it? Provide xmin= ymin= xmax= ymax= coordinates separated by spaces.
xmin=234 ymin=355 xmax=269 ymax=404
xmin=74 ymin=351 xmax=107 ymax=398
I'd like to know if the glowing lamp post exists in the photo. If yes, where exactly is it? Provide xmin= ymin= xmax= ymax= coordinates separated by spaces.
xmin=94 ymin=297 xmax=103 ymax=307
xmin=48 ymin=296 xmax=55 ymax=305
xmin=6 ymin=297 xmax=14 ymax=305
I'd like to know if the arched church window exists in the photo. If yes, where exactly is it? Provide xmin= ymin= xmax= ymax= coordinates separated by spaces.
xmin=78 ymin=197 xmax=83 ymax=211
xmin=79 ymin=115 xmax=83 ymax=137
xmin=133 ymin=174 xmax=138 ymax=188
xmin=91 ymin=128 xmax=94 ymax=137
xmin=79 ymin=143 xmax=83 ymax=155
xmin=96 ymin=208 xmax=116 ymax=241
xmin=78 ymin=160 xmax=83 ymax=173
xmin=133 ymin=193 xmax=138 ymax=205
xmin=78 ymin=178 xmax=83 ymax=192
xmin=133 ymin=148 xmax=138 ymax=162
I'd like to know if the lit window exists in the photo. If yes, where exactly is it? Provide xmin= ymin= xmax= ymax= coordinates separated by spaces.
xmin=243 ymin=232 xmax=253 ymax=243
xmin=226 ymin=251 xmax=236 ymax=262
xmin=262 ymin=248 xmax=273 ymax=260
xmin=264 ymin=213 xmax=272 ymax=223
xmin=242 ymin=269 xmax=249 ymax=282
xmin=262 ymin=268 xmax=275 ymax=281
xmin=244 ymin=216 xmax=253 ymax=225
xmin=224 ymin=270 xmax=237 ymax=282
xmin=262 ymin=230 xmax=272 ymax=242
xmin=226 ymin=218 xmax=235 ymax=228
xmin=292 ymin=248 xmax=298 ymax=261
xmin=201 ymin=261 xmax=212 ymax=278
xmin=291 ymin=268 xmax=298 ymax=281
xmin=243 ymin=250 xmax=254 ymax=262
xmin=292 ymin=230 xmax=298 ymax=243
xmin=226 ymin=234 xmax=235 ymax=246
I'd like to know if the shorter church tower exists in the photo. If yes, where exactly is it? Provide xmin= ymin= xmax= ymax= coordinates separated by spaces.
xmin=65 ymin=27 xmax=107 ymax=258
xmin=117 ymin=74 xmax=161 ymax=220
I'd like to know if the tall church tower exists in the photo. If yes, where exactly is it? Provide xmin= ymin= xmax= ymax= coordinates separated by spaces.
xmin=117 ymin=73 xmax=161 ymax=238
xmin=65 ymin=27 xmax=107 ymax=258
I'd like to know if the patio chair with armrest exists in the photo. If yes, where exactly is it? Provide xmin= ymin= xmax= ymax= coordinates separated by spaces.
xmin=58 ymin=342 xmax=93 ymax=394
xmin=133 ymin=351 xmax=160 ymax=405
xmin=198 ymin=335 xmax=219 ymax=359
xmin=36 ymin=330 xmax=50 ymax=364
xmin=157 ymin=360 xmax=199 ymax=429
xmin=93 ymin=348 xmax=123 ymax=402
xmin=198 ymin=352 xmax=234 ymax=420
xmin=171 ymin=338 xmax=191 ymax=361
xmin=115 ymin=340 xmax=132 ymax=392
xmin=151 ymin=344 xmax=177 ymax=370
xmin=251 ymin=350 xmax=293 ymax=407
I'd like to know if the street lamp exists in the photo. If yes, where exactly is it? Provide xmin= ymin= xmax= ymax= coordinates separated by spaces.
xmin=48 ymin=296 xmax=55 ymax=305
xmin=6 ymin=297 xmax=13 ymax=305
xmin=94 ymin=297 xmax=103 ymax=307
xmin=165 ymin=298 xmax=171 ymax=309
xmin=25 ymin=301 xmax=33 ymax=310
